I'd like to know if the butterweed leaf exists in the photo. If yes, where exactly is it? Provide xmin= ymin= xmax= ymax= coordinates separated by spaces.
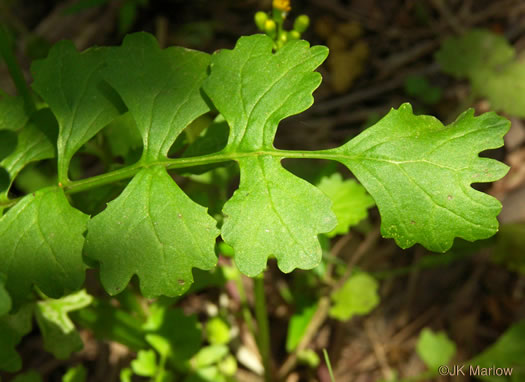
xmin=31 ymin=41 xmax=122 ymax=180
xmin=204 ymin=35 xmax=336 ymax=275
xmin=330 ymin=272 xmax=379 ymax=321
xmin=416 ymin=328 xmax=456 ymax=370
xmin=0 ymin=188 xmax=88 ymax=303
xmin=0 ymin=303 xmax=33 ymax=372
xmin=204 ymin=34 xmax=328 ymax=151
xmin=222 ymin=156 xmax=336 ymax=276
xmin=103 ymin=32 xmax=211 ymax=161
xmin=35 ymin=290 xmax=93 ymax=359
xmin=436 ymin=29 xmax=525 ymax=117
xmin=317 ymin=173 xmax=375 ymax=237
xmin=333 ymin=104 xmax=509 ymax=252
xmin=84 ymin=33 xmax=217 ymax=296
xmin=84 ymin=166 xmax=219 ymax=297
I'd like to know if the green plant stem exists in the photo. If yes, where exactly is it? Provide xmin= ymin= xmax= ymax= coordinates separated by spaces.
xmin=323 ymin=349 xmax=336 ymax=382
xmin=254 ymin=273 xmax=272 ymax=382
xmin=0 ymin=147 xmax=358 ymax=209
xmin=0 ymin=25 xmax=35 ymax=113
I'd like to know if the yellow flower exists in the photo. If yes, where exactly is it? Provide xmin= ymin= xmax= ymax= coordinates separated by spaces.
xmin=273 ymin=0 xmax=291 ymax=12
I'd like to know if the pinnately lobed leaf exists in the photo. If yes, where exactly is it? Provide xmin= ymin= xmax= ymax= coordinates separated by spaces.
xmin=204 ymin=34 xmax=337 ymax=275
xmin=332 ymin=104 xmax=509 ymax=252
xmin=84 ymin=32 xmax=219 ymax=297
xmin=0 ymin=31 xmax=511 ymax=302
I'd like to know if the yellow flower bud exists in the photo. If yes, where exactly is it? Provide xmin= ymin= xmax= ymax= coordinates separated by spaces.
xmin=264 ymin=19 xmax=276 ymax=34
xmin=273 ymin=0 xmax=291 ymax=12
xmin=254 ymin=11 xmax=268 ymax=31
xmin=294 ymin=15 xmax=310 ymax=33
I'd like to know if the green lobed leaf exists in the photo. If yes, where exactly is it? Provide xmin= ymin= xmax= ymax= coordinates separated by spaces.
xmin=31 ymin=40 xmax=122 ymax=181
xmin=0 ymin=303 xmax=33 ymax=372
xmin=102 ymin=32 xmax=211 ymax=161
xmin=317 ymin=173 xmax=375 ymax=237
xmin=332 ymin=104 xmax=509 ymax=252
xmin=82 ymin=33 xmax=219 ymax=296
xmin=436 ymin=29 xmax=525 ymax=117
xmin=222 ymin=156 xmax=336 ymax=276
xmin=131 ymin=349 xmax=157 ymax=377
xmin=0 ymin=188 xmax=89 ymax=304
xmin=204 ymin=35 xmax=336 ymax=275
xmin=330 ymin=272 xmax=379 ymax=321
xmin=416 ymin=328 xmax=456 ymax=370
xmin=204 ymin=34 xmax=328 ymax=151
xmin=35 ymin=289 xmax=93 ymax=359
xmin=84 ymin=166 xmax=219 ymax=297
